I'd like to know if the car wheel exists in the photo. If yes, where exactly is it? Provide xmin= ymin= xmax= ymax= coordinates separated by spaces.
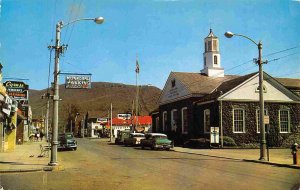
xmin=166 ymin=148 xmax=170 ymax=151
xmin=141 ymin=145 xmax=145 ymax=149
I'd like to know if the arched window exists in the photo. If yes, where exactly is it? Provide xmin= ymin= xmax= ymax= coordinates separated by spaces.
xmin=214 ymin=55 xmax=218 ymax=65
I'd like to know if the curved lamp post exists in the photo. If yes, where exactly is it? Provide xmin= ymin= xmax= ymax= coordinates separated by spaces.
xmin=49 ymin=17 xmax=104 ymax=166
xmin=224 ymin=31 xmax=266 ymax=161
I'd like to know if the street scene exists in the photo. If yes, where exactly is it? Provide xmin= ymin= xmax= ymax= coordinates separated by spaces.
xmin=1 ymin=0 xmax=300 ymax=190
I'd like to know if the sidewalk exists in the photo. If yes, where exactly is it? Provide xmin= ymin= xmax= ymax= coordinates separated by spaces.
xmin=0 ymin=140 xmax=62 ymax=173
xmin=174 ymin=147 xmax=300 ymax=169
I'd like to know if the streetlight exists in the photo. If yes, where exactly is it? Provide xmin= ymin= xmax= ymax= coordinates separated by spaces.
xmin=224 ymin=31 xmax=267 ymax=161
xmin=49 ymin=17 xmax=104 ymax=166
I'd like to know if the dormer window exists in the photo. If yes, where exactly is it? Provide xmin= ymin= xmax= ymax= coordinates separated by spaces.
xmin=171 ymin=79 xmax=176 ymax=88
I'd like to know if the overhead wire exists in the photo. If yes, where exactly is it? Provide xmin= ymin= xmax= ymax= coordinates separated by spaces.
xmin=161 ymin=45 xmax=300 ymax=96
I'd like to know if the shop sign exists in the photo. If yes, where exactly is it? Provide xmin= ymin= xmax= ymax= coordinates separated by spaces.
xmin=117 ymin=114 xmax=131 ymax=119
xmin=65 ymin=75 xmax=91 ymax=89
xmin=3 ymin=81 xmax=29 ymax=100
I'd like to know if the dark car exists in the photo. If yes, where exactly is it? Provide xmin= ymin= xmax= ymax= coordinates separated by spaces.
xmin=115 ymin=130 xmax=131 ymax=144
xmin=58 ymin=133 xmax=77 ymax=151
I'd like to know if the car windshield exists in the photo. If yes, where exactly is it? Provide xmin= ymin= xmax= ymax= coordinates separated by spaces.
xmin=133 ymin=134 xmax=144 ymax=137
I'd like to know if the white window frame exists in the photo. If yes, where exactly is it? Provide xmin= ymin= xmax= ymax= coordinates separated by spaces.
xmin=256 ymin=109 xmax=268 ymax=133
xmin=162 ymin=111 xmax=167 ymax=132
xmin=203 ymin=109 xmax=210 ymax=134
xmin=232 ymin=108 xmax=245 ymax=133
xmin=279 ymin=109 xmax=290 ymax=133
xmin=171 ymin=109 xmax=178 ymax=131
xmin=181 ymin=107 xmax=188 ymax=134
xmin=155 ymin=117 xmax=159 ymax=132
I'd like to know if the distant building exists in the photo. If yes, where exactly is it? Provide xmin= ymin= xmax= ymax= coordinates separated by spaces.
xmin=106 ymin=116 xmax=152 ymax=137
xmin=152 ymin=29 xmax=300 ymax=147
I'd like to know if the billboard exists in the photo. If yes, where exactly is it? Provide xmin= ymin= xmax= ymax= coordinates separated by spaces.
xmin=4 ymin=81 xmax=29 ymax=100
xmin=65 ymin=75 xmax=91 ymax=89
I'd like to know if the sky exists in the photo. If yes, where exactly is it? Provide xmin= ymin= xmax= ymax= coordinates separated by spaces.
xmin=0 ymin=0 xmax=300 ymax=90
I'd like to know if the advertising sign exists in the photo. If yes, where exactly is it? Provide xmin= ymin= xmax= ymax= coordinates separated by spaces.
xmin=65 ymin=75 xmax=91 ymax=89
xmin=117 ymin=113 xmax=131 ymax=119
xmin=3 ymin=81 xmax=29 ymax=100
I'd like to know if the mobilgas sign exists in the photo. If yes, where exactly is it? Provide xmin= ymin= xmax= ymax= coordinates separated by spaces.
xmin=4 ymin=81 xmax=29 ymax=100
xmin=65 ymin=75 xmax=91 ymax=89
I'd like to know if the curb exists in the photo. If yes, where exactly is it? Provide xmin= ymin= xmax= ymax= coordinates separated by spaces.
xmin=173 ymin=149 xmax=300 ymax=169
xmin=0 ymin=165 xmax=65 ymax=173
xmin=0 ymin=168 xmax=43 ymax=173
xmin=243 ymin=159 xmax=300 ymax=169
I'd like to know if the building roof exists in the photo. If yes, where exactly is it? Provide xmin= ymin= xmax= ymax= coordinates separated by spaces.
xmin=197 ymin=72 xmax=257 ymax=102
xmin=205 ymin=29 xmax=217 ymax=38
xmin=172 ymin=72 xmax=238 ymax=95
xmin=275 ymin=78 xmax=300 ymax=90
xmin=195 ymin=72 xmax=300 ymax=103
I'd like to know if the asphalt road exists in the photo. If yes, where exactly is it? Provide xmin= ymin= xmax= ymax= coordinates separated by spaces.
xmin=1 ymin=138 xmax=299 ymax=190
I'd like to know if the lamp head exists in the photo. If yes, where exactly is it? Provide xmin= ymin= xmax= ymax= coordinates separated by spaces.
xmin=224 ymin=31 xmax=234 ymax=38
xmin=94 ymin=17 xmax=104 ymax=24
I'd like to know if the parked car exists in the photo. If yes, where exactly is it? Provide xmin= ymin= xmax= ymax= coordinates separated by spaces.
xmin=58 ymin=132 xmax=77 ymax=151
xmin=115 ymin=130 xmax=131 ymax=144
xmin=140 ymin=133 xmax=173 ymax=150
xmin=124 ymin=133 xmax=145 ymax=146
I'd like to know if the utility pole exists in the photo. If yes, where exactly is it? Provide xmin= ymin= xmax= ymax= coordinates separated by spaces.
xmin=48 ymin=21 xmax=65 ymax=166
xmin=110 ymin=103 xmax=113 ymax=142
xmin=135 ymin=56 xmax=139 ymax=132
xmin=48 ymin=16 xmax=104 ymax=166
xmin=224 ymin=31 xmax=267 ymax=161
xmin=258 ymin=41 xmax=267 ymax=161
xmin=41 ymin=92 xmax=51 ymax=141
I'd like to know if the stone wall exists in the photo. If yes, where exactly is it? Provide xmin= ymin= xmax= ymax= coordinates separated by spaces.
xmin=221 ymin=101 xmax=300 ymax=147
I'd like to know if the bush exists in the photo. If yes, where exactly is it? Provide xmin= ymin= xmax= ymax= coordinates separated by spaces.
xmin=222 ymin=136 xmax=237 ymax=147
xmin=240 ymin=143 xmax=260 ymax=149
xmin=281 ymin=133 xmax=300 ymax=148
xmin=183 ymin=138 xmax=210 ymax=148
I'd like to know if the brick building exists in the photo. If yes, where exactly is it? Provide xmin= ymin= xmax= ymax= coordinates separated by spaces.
xmin=152 ymin=29 xmax=300 ymax=147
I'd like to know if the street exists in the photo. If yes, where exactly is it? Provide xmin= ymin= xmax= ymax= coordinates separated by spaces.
xmin=0 ymin=138 xmax=299 ymax=190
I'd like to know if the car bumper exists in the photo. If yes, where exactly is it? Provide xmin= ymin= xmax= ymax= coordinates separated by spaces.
xmin=154 ymin=144 xmax=173 ymax=149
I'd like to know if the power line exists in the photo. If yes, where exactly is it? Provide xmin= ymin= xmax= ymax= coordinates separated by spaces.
xmin=66 ymin=0 xmax=83 ymax=45
xmin=263 ymin=45 xmax=300 ymax=58
xmin=62 ymin=0 xmax=76 ymax=42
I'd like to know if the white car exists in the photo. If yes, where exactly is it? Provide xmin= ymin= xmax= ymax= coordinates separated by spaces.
xmin=124 ymin=133 xmax=145 ymax=146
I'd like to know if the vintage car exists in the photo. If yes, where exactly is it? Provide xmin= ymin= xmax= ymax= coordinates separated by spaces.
xmin=124 ymin=133 xmax=145 ymax=146
xmin=115 ymin=130 xmax=131 ymax=144
xmin=140 ymin=133 xmax=173 ymax=150
xmin=58 ymin=132 xmax=77 ymax=151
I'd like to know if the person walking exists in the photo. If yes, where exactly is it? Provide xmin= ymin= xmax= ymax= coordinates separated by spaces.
xmin=40 ymin=132 xmax=44 ymax=141
xmin=37 ymin=132 xmax=40 ymax=141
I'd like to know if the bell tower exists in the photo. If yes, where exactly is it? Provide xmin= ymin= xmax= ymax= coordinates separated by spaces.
xmin=201 ymin=29 xmax=224 ymax=77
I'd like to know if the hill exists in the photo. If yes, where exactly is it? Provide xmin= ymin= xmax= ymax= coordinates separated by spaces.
xmin=29 ymin=82 xmax=161 ymax=126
